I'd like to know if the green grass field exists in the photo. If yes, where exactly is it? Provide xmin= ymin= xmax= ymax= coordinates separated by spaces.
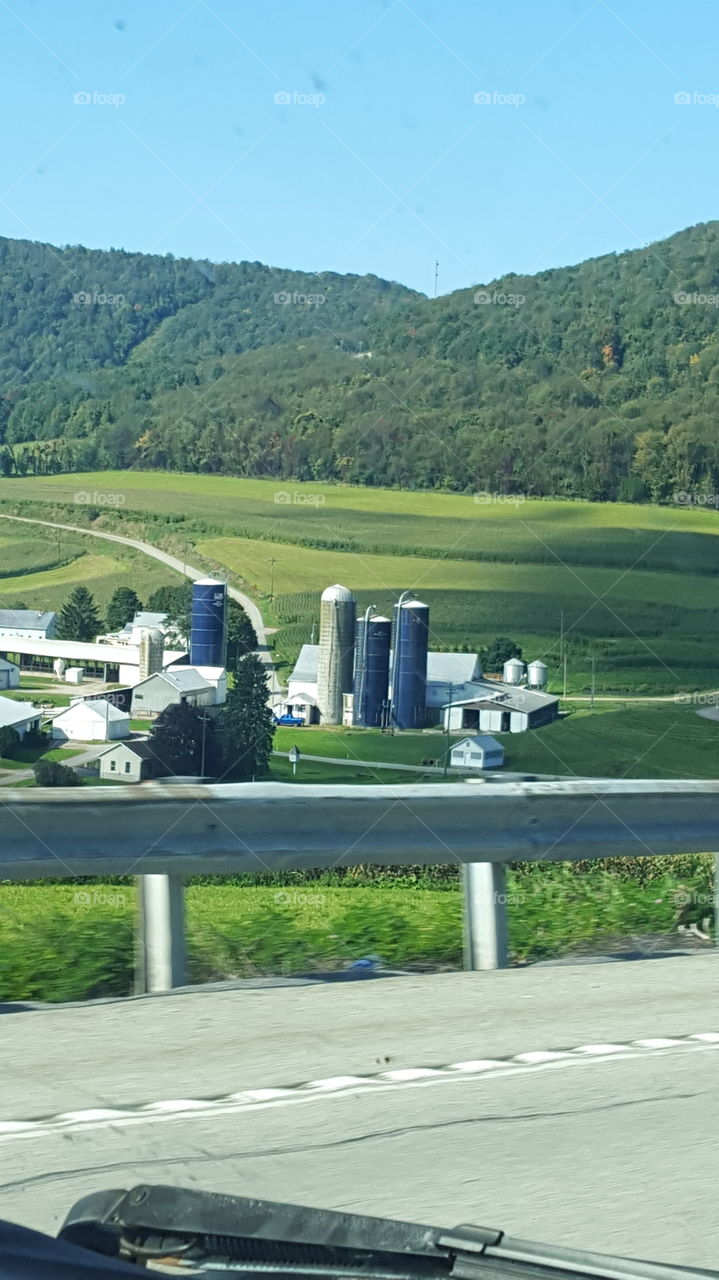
xmin=275 ymin=704 xmax=719 ymax=778
xmin=0 ymin=522 xmax=180 ymax=613
xmin=2 ymin=471 xmax=719 ymax=693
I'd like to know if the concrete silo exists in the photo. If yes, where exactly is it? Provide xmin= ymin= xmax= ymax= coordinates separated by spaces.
xmin=503 ymin=657 xmax=525 ymax=686
xmin=353 ymin=610 xmax=391 ymax=727
xmin=317 ymin=584 xmax=356 ymax=725
xmin=390 ymin=597 xmax=429 ymax=730
xmin=527 ymin=659 xmax=548 ymax=690
xmin=138 ymin=628 xmax=164 ymax=680
xmin=190 ymin=578 xmax=227 ymax=668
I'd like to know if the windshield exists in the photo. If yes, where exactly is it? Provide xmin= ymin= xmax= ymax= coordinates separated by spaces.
xmin=1 ymin=1 xmax=718 ymax=1274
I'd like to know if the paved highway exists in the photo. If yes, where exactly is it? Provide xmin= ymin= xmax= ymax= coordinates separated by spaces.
xmin=2 ymin=959 xmax=719 ymax=1266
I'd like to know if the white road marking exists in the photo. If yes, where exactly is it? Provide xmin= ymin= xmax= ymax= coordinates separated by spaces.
xmin=1 ymin=1033 xmax=717 ymax=1144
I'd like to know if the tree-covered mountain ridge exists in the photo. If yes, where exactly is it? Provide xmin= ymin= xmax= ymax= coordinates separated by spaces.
xmin=3 ymin=221 xmax=719 ymax=501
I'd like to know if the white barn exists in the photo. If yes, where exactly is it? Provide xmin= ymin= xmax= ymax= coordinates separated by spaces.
xmin=450 ymin=735 xmax=505 ymax=770
xmin=0 ymin=695 xmax=41 ymax=739
xmin=0 ymin=658 xmax=20 ymax=690
xmin=51 ymin=699 xmax=130 ymax=742
xmin=0 ymin=609 xmax=56 ymax=642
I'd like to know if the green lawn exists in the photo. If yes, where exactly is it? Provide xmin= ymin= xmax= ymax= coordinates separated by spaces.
xmin=275 ymin=704 xmax=719 ymax=779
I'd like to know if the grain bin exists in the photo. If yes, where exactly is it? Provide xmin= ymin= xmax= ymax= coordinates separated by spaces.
xmin=503 ymin=657 xmax=525 ymax=685
xmin=526 ymin=659 xmax=548 ymax=690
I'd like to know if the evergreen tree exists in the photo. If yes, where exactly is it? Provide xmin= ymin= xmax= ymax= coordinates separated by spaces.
xmin=105 ymin=587 xmax=142 ymax=631
xmin=225 ymin=600 xmax=257 ymax=672
xmin=219 ymin=653 xmax=274 ymax=780
xmin=0 ymin=726 xmax=20 ymax=759
xmin=149 ymin=701 xmax=209 ymax=776
xmin=56 ymin=586 xmax=103 ymax=641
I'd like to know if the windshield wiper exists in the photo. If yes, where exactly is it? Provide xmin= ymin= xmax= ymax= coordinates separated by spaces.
xmin=53 ymin=1184 xmax=719 ymax=1280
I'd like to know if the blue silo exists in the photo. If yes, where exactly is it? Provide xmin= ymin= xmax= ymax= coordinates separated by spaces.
xmin=353 ymin=613 xmax=391 ymax=727
xmin=190 ymin=577 xmax=227 ymax=667
xmin=390 ymin=598 xmax=429 ymax=729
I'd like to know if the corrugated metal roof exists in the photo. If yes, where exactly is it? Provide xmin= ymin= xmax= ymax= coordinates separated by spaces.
xmin=452 ymin=735 xmax=504 ymax=751
xmin=289 ymin=644 xmax=320 ymax=684
xmin=0 ymin=638 xmax=186 ymax=664
xmin=0 ymin=695 xmax=40 ymax=728
xmin=54 ymin=699 xmax=130 ymax=724
xmin=0 ymin=657 xmax=19 ymax=670
xmin=0 ymin=610 xmax=55 ymax=630
xmin=134 ymin=669 xmax=211 ymax=694
xmin=443 ymin=680 xmax=558 ymax=713
xmin=426 ymin=652 xmax=482 ymax=684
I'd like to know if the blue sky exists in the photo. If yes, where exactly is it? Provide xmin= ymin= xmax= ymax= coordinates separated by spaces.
xmin=1 ymin=0 xmax=718 ymax=294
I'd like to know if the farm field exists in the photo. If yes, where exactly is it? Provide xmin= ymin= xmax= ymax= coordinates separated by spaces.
xmin=2 ymin=471 xmax=719 ymax=692
xmin=0 ymin=522 xmax=180 ymax=613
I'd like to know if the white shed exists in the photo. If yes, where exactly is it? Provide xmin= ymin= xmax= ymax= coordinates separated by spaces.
xmin=51 ymin=698 xmax=130 ymax=742
xmin=0 ymin=658 xmax=20 ymax=690
xmin=449 ymin=735 xmax=505 ymax=770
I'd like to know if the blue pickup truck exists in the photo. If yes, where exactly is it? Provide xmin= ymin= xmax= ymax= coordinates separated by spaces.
xmin=273 ymin=713 xmax=305 ymax=727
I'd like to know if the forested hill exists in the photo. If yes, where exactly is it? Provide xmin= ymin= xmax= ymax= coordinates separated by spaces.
xmin=3 ymin=222 xmax=719 ymax=501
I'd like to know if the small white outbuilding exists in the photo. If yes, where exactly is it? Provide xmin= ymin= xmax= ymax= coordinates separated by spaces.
xmin=51 ymin=698 xmax=130 ymax=742
xmin=449 ymin=734 xmax=505 ymax=770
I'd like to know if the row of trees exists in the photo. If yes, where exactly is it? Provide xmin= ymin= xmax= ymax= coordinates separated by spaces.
xmin=53 ymin=582 xmax=257 ymax=659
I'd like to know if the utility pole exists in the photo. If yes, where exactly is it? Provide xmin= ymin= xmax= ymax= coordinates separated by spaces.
xmin=433 ymin=260 xmax=439 ymax=298
xmin=200 ymin=712 xmax=210 ymax=777
xmin=563 ymin=653 xmax=567 ymax=701
xmin=269 ymin=557 xmax=276 ymax=604
xmin=590 ymin=656 xmax=596 ymax=712
xmin=559 ymin=609 xmax=564 ymax=672
xmin=443 ymin=681 xmax=453 ymax=776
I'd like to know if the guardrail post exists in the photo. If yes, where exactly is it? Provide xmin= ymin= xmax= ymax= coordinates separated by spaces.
xmin=462 ymin=861 xmax=509 ymax=970
xmin=135 ymin=875 xmax=186 ymax=993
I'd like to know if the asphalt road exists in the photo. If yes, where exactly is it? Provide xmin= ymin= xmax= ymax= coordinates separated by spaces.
xmin=2 ymin=960 xmax=719 ymax=1267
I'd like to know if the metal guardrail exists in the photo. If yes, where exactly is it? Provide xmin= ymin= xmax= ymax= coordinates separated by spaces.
xmin=2 ymin=780 xmax=718 ymax=989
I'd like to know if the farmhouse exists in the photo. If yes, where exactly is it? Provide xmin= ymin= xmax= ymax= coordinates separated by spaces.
xmin=98 ymin=740 xmax=159 ymax=782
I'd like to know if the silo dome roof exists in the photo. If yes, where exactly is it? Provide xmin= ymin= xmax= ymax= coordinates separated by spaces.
xmin=321 ymin=584 xmax=355 ymax=602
